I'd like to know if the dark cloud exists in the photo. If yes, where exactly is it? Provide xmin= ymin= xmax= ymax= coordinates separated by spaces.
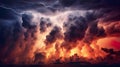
xmin=0 ymin=0 xmax=45 ymax=9
xmin=0 ymin=6 xmax=21 ymax=47
xmin=63 ymin=11 xmax=104 ymax=43
xmin=22 ymin=13 xmax=36 ymax=29
xmin=22 ymin=13 xmax=37 ymax=41
xmin=105 ymin=22 xmax=120 ymax=36
xmin=102 ymin=10 xmax=120 ymax=22
xmin=59 ymin=0 xmax=77 ymax=6
xmin=0 ymin=7 xmax=23 ymax=63
xmin=59 ymin=0 xmax=120 ymax=22
xmin=0 ymin=0 xmax=60 ymax=13
xmin=102 ymin=48 xmax=115 ymax=54
xmin=0 ymin=0 xmax=120 ymax=65
xmin=1 ymin=0 xmax=120 ymax=11
xmin=34 ymin=52 xmax=45 ymax=64
xmin=84 ymin=22 xmax=106 ymax=43
xmin=0 ymin=6 xmax=38 ymax=64
xmin=0 ymin=7 xmax=19 ymax=20
xmin=101 ymin=48 xmax=120 ymax=64
xmin=63 ymin=15 xmax=87 ymax=42
xmin=39 ymin=17 xmax=52 ymax=33
xmin=61 ymin=12 xmax=102 ymax=50
xmin=45 ymin=26 xmax=63 ymax=44
xmin=59 ymin=0 xmax=120 ymax=8
xmin=1 ymin=0 xmax=120 ymax=22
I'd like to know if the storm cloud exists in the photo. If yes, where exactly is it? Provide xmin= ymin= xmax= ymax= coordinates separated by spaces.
xmin=0 ymin=0 xmax=120 ymax=65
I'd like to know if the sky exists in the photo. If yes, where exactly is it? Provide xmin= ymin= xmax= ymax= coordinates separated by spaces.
xmin=0 ymin=0 xmax=120 ymax=65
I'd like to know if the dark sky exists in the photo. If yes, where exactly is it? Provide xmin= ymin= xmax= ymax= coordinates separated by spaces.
xmin=0 ymin=0 xmax=120 ymax=65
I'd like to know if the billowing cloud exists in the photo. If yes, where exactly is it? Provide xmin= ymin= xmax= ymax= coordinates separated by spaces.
xmin=0 ymin=0 xmax=120 ymax=65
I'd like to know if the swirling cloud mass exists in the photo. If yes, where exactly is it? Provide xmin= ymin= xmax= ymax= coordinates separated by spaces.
xmin=0 ymin=0 xmax=120 ymax=65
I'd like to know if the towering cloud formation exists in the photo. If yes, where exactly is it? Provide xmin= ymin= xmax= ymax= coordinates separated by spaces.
xmin=0 ymin=0 xmax=120 ymax=65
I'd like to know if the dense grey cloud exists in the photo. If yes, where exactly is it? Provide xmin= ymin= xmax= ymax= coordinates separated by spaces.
xmin=0 ymin=0 xmax=61 ymax=13
xmin=59 ymin=0 xmax=120 ymax=22
xmin=0 ymin=0 xmax=120 ymax=22
xmin=39 ymin=17 xmax=52 ymax=33
xmin=0 ymin=6 xmax=38 ymax=64
xmin=45 ymin=26 xmax=63 ymax=44
xmin=0 ymin=0 xmax=120 ymax=65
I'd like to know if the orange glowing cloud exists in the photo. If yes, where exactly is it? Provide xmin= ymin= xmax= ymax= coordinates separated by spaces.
xmin=97 ymin=37 xmax=120 ymax=51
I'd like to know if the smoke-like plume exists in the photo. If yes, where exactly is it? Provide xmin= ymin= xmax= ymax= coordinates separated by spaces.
xmin=0 ymin=0 xmax=120 ymax=65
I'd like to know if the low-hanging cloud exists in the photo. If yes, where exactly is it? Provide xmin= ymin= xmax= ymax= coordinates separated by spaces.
xmin=0 ymin=0 xmax=120 ymax=65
